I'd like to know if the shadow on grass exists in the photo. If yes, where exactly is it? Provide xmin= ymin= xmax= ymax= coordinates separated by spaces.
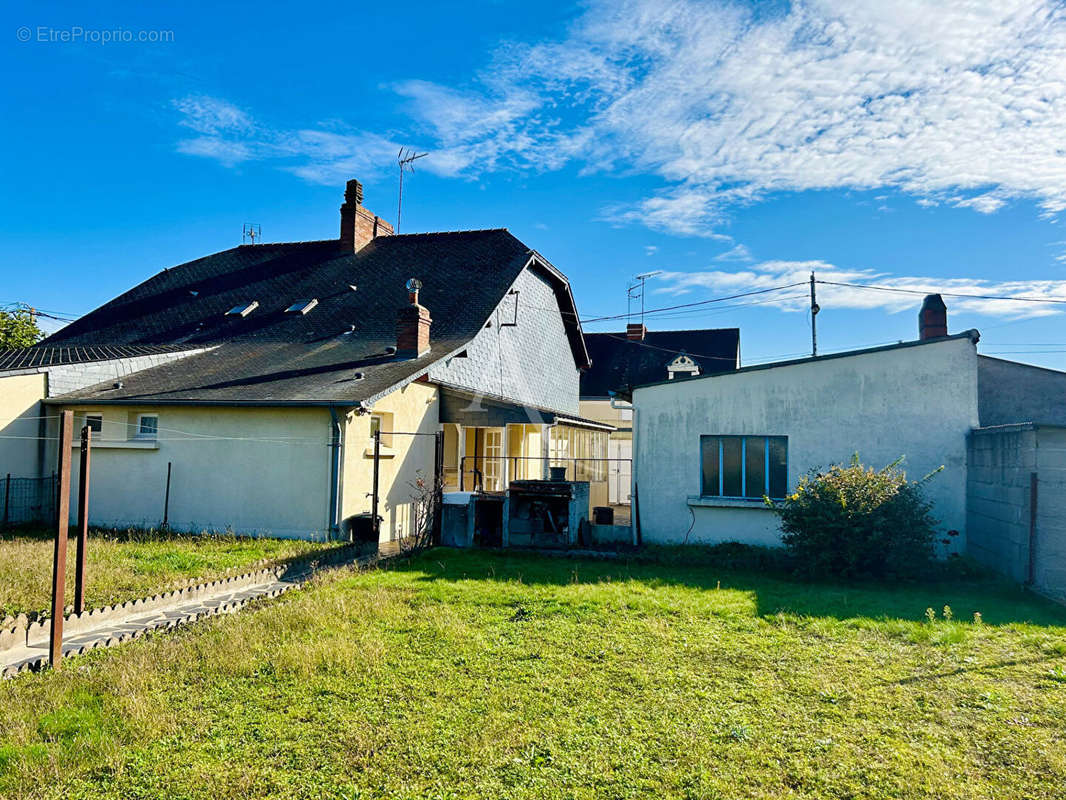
xmin=391 ymin=546 xmax=1066 ymax=629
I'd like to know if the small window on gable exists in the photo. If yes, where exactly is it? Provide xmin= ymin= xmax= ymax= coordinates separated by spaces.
xmin=369 ymin=413 xmax=393 ymax=447
xmin=226 ymin=301 xmax=259 ymax=317
xmin=285 ymin=299 xmax=318 ymax=315
xmin=83 ymin=413 xmax=103 ymax=434
xmin=136 ymin=414 xmax=159 ymax=440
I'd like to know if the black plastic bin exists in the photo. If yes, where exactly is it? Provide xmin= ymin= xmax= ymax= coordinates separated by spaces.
xmin=593 ymin=506 xmax=614 ymax=525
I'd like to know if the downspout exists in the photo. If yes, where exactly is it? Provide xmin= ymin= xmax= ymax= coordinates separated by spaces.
xmin=328 ymin=406 xmax=344 ymax=540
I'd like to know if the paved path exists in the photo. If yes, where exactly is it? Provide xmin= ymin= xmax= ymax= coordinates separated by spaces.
xmin=2 ymin=541 xmax=407 ymax=677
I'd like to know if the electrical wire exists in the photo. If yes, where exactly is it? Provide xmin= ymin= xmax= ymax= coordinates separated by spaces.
xmin=815 ymin=280 xmax=1066 ymax=306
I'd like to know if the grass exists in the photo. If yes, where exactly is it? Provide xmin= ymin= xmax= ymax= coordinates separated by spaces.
xmin=0 ymin=528 xmax=330 ymax=618
xmin=1 ymin=547 xmax=1065 ymax=799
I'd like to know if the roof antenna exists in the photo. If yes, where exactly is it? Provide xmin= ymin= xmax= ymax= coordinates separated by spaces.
xmin=396 ymin=148 xmax=428 ymax=234
xmin=627 ymin=271 xmax=662 ymax=326
xmin=242 ymin=223 xmax=261 ymax=245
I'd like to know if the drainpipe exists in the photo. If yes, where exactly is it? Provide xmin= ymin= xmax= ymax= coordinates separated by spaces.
xmin=328 ymin=406 xmax=344 ymax=540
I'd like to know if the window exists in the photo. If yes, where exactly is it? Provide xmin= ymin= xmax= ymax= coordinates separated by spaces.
xmin=369 ymin=413 xmax=392 ymax=447
xmin=700 ymin=435 xmax=787 ymax=499
xmin=136 ymin=414 xmax=159 ymax=439
xmin=285 ymin=299 xmax=318 ymax=315
xmin=83 ymin=414 xmax=102 ymax=434
xmin=225 ymin=301 xmax=259 ymax=317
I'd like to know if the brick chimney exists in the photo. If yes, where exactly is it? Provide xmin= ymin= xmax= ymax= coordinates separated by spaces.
xmin=919 ymin=294 xmax=948 ymax=340
xmin=626 ymin=323 xmax=647 ymax=341
xmin=340 ymin=179 xmax=394 ymax=252
xmin=397 ymin=279 xmax=432 ymax=358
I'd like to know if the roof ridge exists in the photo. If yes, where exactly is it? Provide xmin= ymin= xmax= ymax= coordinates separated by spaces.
xmin=384 ymin=228 xmax=510 ymax=238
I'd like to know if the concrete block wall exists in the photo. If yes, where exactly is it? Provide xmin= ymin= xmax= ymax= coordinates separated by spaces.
xmin=429 ymin=266 xmax=580 ymax=415
xmin=966 ymin=424 xmax=1066 ymax=602
xmin=1033 ymin=427 xmax=1066 ymax=601
xmin=966 ymin=426 xmax=1037 ymax=584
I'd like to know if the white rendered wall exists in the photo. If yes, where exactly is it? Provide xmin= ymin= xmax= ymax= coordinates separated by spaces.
xmin=633 ymin=336 xmax=980 ymax=548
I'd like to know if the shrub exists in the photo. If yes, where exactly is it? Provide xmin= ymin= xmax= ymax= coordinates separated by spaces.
xmin=768 ymin=455 xmax=939 ymax=579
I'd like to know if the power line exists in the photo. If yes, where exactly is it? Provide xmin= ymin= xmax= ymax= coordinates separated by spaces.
xmin=579 ymin=282 xmax=808 ymax=324
xmin=815 ymin=280 xmax=1066 ymax=306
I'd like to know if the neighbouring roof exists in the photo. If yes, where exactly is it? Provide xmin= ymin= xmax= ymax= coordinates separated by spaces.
xmin=0 ymin=344 xmax=191 ymax=372
xmin=581 ymin=328 xmax=740 ymax=397
xmin=34 ymin=230 xmax=590 ymax=405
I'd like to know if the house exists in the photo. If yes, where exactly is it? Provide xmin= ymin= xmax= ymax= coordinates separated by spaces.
xmin=0 ymin=179 xmax=612 ymax=541
xmin=579 ymin=324 xmax=739 ymax=514
xmin=630 ymin=296 xmax=1066 ymax=600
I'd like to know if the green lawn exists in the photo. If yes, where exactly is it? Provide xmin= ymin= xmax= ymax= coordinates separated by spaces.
xmin=1 ymin=547 xmax=1065 ymax=799
xmin=0 ymin=528 xmax=330 ymax=619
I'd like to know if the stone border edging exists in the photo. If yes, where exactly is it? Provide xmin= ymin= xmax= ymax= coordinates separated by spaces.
xmin=1 ymin=543 xmax=362 ymax=676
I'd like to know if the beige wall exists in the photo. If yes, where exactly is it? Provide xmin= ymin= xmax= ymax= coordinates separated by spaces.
xmin=49 ymin=404 xmax=334 ymax=539
xmin=0 ymin=373 xmax=47 ymax=478
xmin=340 ymin=381 xmax=440 ymax=542
xmin=580 ymin=399 xmax=633 ymax=443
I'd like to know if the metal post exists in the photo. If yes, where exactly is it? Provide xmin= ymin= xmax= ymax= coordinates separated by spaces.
xmin=432 ymin=431 xmax=444 ymax=544
xmin=2 ymin=473 xmax=10 ymax=528
xmin=74 ymin=426 xmax=91 ymax=615
xmin=50 ymin=410 xmax=74 ymax=669
xmin=810 ymin=271 xmax=819 ymax=357
xmin=371 ymin=429 xmax=381 ymax=540
xmin=162 ymin=461 xmax=172 ymax=529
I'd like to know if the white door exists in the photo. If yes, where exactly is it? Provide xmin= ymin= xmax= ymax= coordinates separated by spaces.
xmin=483 ymin=429 xmax=504 ymax=491
xmin=608 ymin=439 xmax=632 ymax=504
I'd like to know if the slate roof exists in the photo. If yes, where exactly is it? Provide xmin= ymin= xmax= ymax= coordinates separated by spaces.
xmin=581 ymin=328 xmax=740 ymax=397
xmin=0 ymin=344 xmax=190 ymax=372
xmin=35 ymin=230 xmax=589 ymax=406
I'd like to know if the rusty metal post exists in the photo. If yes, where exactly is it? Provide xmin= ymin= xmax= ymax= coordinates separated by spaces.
xmin=74 ymin=425 xmax=91 ymax=615
xmin=371 ymin=429 xmax=381 ymax=541
xmin=50 ymin=410 xmax=74 ymax=669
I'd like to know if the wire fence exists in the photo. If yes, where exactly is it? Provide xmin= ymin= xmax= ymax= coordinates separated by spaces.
xmin=1 ymin=473 xmax=57 ymax=528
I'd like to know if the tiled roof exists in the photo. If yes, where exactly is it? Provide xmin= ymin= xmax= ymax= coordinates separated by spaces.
xmin=37 ymin=230 xmax=588 ymax=404
xmin=0 ymin=344 xmax=191 ymax=372
xmin=581 ymin=328 xmax=740 ymax=397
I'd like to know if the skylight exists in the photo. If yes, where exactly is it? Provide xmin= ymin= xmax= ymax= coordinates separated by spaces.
xmin=226 ymin=301 xmax=259 ymax=317
xmin=285 ymin=299 xmax=318 ymax=315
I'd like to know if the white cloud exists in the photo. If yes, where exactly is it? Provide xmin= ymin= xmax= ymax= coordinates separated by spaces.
xmin=171 ymin=1 xmax=1066 ymax=236
xmin=645 ymin=245 xmax=658 ymax=256
xmin=657 ymin=260 xmax=1066 ymax=317
xmin=401 ymin=0 xmax=1066 ymax=234
xmin=713 ymin=243 xmax=753 ymax=262
xmin=171 ymin=95 xmax=404 ymax=184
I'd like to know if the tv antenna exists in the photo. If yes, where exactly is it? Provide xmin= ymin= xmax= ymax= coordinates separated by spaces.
xmin=627 ymin=271 xmax=662 ymax=325
xmin=242 ymin=223 xmax=261 ymax=245
xmin=396 ymin=147 xmax=428 ymax=233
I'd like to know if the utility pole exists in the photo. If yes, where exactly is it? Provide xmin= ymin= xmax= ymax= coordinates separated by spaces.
xmin=810 ymin=271 xmax=820 ymax=357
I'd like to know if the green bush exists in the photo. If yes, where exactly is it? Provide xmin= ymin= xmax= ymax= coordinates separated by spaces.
xmin=768 ymin=456 xmax=940 ymax=579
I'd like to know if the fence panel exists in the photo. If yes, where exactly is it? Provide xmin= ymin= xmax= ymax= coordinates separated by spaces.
xmin=0 ymin=475 xmax=57 ymax=528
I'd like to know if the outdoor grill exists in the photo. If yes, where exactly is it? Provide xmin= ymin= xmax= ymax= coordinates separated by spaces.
xmin=507 ymin=478 xmax=590 ymax=548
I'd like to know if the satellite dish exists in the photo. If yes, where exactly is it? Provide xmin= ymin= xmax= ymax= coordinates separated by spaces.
xmin=405 ymin=278 xmax=423 ymax=293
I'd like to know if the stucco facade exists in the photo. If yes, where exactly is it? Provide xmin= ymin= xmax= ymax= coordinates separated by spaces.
xmin=49 ymin=404 xmax=334 ymax=538
xmin=340 ymin=380 xmax=441 ymax=541
xmin=0 ymin=373 xmax=47 ymax=478
xmin=632 ymin=335 xmax=980 ymax=548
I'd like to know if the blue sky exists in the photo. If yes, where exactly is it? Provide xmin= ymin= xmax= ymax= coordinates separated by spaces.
xmin=4 ymin=0 xmax=1066 ymax=369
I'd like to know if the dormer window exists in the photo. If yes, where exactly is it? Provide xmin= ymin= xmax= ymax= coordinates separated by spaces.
xmin=226 ymin=301 xmax=259 ymax=317
xmin=667 ymin=353 xmax=700 ymax=380
xmin=285 ymin=299 xmax=318 ymax=315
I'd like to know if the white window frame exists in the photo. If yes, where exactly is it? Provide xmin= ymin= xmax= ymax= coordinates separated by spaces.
xmin=135 ymin=414 xmax=159 ymax=440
